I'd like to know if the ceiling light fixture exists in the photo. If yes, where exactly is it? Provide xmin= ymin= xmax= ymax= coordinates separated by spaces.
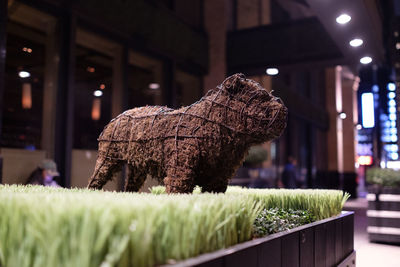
xmin=339 ymin=112 xmax=347 ymax=119
xmin=22 ymin=47 xmax=32 ymax=53
xmin=18 ymin=71 xmax=31 ymax=78
xmin=149 ymin=83 xmax=160 ymax=90
xmin=93 ymin=90 xmax=103 ymax=97
xmin=336 ymin=14 xmax=351 ymax=24
xmin=266 ymin=68 xmax=279 ymax=75
xmin=349 ymin=38 xmax=363 ymax=47
xmin=360 ymin=56 xmax=372 ymax=64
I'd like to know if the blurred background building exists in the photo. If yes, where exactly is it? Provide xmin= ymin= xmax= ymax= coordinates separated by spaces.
xmin=0 ymin=0 xmax=399 ymax=196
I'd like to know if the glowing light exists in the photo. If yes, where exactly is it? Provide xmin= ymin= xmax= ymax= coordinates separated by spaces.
xmin=22 ymin=83 xmax=32 ymax=109
xmin=390 ymin=107 xmax=397 ymax=114
xmin=266 ymin=68 xmax=279 ymax=75
xmin=91 ymin=98 xmax=101 ymax=121
xmin=93 ymin=90 xmax=103 ymax=97
xmin=100 ymin=84 xmax=106 ymax=90
xmin=356 ymin=124 xmax=362 ymax=130
xmin=389 ymin=100 xmax=396 ymax=106
xmin=336 ymin=14 xmax=351 ymax=24
xmin=360 ymin=56 xmax=372 ymax=64
xmin=380 ymin=161 xmax=386 ymax=168
xmin=349 ymin=38 xmax=363 ymax=47
xmin=149 ymin=83 xmax=160 ymax=90
xmin=18 ymin=71 xmax=30 ymax=78
xmin=339 ymin=112 xmax=347 ymax=119
xmin=388 ymin=83 xmax=396 ymax=91
xmin=361 ymin=93 xmax=375 ymax=128
xmin=388 ymin=92 xmax=396 ymax=99
xmin=86 ymin=67 xmax=95 ymax=73
xmin=387 ymin=161 xmax=400 ymax=169
xmin=390 ymin=114 xmax=397 ymax=121
xmin=357 ymin=156 xmax=373 ymax=165
xmin=397 ymin=43 xmax=400 ymax=50
xmin=22 ymin=47 xmax=32 ymax=53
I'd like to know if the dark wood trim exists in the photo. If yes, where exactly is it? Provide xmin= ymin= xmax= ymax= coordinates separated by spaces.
xmin=54 ymin=12 xmax=76 ymax=188
xmin=0 ymin=0 xmax=7 ymax=184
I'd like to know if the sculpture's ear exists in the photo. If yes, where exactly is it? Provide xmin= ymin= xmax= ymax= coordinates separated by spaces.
xmin=222 ymin=73 xmax=246 ymax=94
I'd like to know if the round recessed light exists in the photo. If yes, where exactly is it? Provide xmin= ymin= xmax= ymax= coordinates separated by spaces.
xmin=336 ymin=14 xmax=351 ymax=24
xmin=93 ymin=90 xmax=103 ymax=97
xmin=356 ymin=124 xmax=362 ymax=130
xmin=360 ymin=56 xmax=372 ymax=64
xmin=266 ymin=68 xmax=279 ymax=75
xmin=349 ymin=38 xmax=363 ymax=47
xmin=18 ymin=71 xmax=31 ymax=78
xmin=149 ymin=83 xmax=160 ymax=90
xmin=339 ymin=112 xmax=347 ymax=119
xmin=396 ymin=43 xmax=400 ymax=50
xmin=388 ymin=83 xmax=396 ymax=91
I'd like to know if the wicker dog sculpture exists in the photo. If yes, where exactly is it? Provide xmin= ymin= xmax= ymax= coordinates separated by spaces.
xmin=87 ymin=73 xmax=287 ymax=193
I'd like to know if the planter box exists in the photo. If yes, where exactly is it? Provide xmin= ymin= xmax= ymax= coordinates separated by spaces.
xmin=163 ymin=211 xmax=355 ymax=267
xmin=367 ymin=187 xmax=400 ymax=244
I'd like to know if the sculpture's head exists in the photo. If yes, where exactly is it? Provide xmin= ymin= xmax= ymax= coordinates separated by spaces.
xmin=218 ymin=73 xmax=288 ymax=144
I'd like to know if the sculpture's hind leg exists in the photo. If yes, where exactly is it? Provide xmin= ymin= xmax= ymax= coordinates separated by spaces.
xmin=124 ymin=165 xmax=146 ymax=192
xmin=88 ymin=156 xmax=123 ymax=190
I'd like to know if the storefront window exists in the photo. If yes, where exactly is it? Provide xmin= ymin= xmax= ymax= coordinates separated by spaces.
xmin=1 ymin=3 xmax=54 ymax=149
xmin=175 ymin=69 xmax=202 ymax=106
xmin=73 ymin=29 xmax=118 ymax=149
xmin=127 ymin=51 xmax=163 ymax=108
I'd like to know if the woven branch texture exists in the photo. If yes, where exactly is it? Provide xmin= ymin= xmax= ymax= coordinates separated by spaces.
xmin=87 ymin=73 xmax=288 ymax=193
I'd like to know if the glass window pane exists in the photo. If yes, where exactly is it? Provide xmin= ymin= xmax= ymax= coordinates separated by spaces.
xmin=74 ymin=29 xmax=117 ymax=149
xmin=175 ymin=69 xmax=202 ymax=106
xmin=1 ymin=4 xmax=52 ymax=149
xmin=127 ymin=51 xmax=163 ymax=108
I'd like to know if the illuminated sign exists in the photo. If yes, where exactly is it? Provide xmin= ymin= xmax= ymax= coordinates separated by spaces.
xmin=357 ymin=143 xmax=373 ymax=156
xmin=357 ymin=156 xmax=373 ymax=165
xmin=361 ymin=93 xmax=375 ymax=128
xmin=381 ymin=83 xmax=398 ymax=161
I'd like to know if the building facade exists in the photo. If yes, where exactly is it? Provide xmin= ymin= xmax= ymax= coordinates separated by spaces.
xmin=0 ymin=0 xmax=388 ymax=195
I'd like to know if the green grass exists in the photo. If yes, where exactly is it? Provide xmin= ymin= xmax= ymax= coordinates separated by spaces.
xmin=151 ymin=186 xmax=350 ymax=221
xmin=0 ymin=185 xmax=348 ymax=267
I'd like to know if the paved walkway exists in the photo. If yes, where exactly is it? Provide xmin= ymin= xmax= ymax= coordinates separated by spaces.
xmin=343 ymin=198 xmax=400 ymax=267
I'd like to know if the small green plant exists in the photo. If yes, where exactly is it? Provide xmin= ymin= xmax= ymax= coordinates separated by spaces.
xmin=253 ymin=208 xmax=316 ymax=237
xmin=244 ymin=145 xmax=268 ymax=167
xmin=366 ymin=168 xmax=400 ymax=188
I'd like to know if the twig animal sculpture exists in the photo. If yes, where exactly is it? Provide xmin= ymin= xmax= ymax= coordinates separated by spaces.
xmin=88 ymin=73 xmax=287 ymax=193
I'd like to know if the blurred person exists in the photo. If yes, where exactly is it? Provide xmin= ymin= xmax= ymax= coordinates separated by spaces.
xmin=281 ymin=156 xmax=297 ymax=189
xmin=25 ymin=159 xmax=61 ymax=187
